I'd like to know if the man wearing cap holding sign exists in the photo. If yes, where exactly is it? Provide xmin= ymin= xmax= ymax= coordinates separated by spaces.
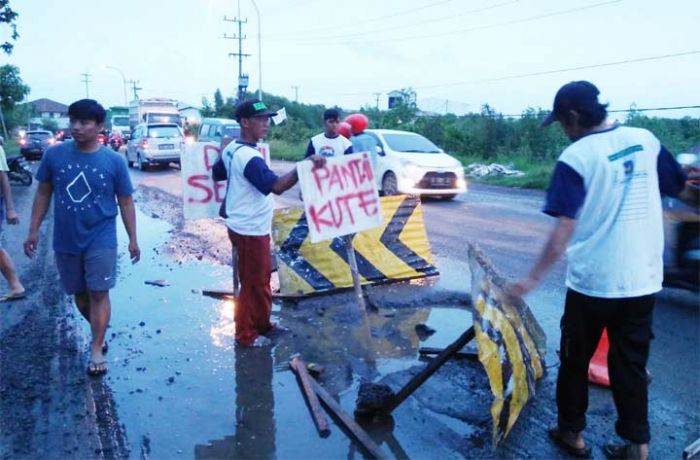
xmin=221 ymin=99 xmax=325 ymax=347
xmin=508 ymin=81 xmax=691 ymax=460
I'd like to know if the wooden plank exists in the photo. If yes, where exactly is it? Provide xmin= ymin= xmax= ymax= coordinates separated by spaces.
xmin=345 ymin=235 xmax=367 ymax=312
xmin=684 ymin=437 xmax=700 ymax=460
xmin=385 ymin=326 xmax=475 ymax=414
xmin=418 ymin=347 xmax=478 ymax=360
xmin=289 ymin=357 xmax=331 ymax=438
xmin=201 ymin=289 xmax=234 ymax=299
xmin=308 ymin=378 xmax=388 ymax=460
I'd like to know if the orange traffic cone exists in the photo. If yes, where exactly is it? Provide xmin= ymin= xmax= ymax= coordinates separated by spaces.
xmin=588 ymin=328 xmax=610 ymax=387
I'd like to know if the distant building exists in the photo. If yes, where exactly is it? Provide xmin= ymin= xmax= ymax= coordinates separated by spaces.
xmin=29 ymin=98 xmax=68 ymax=119
xmin=387 ymin=90 xmax=405 ymax=109
xmin=178 ymin=102 xmax=202 ymax=125
xmin=26 ymin=98 xmax=70 ymax=130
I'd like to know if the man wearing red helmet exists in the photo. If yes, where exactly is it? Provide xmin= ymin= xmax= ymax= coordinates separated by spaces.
xmin=345 ymin=113 xmax=379 ymax=174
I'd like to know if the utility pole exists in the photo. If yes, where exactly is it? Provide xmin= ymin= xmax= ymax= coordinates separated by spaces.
xmin=128 ymin=80 xmax=142 ymax=100
xmin=373 ymin=92 xmax=382 ymax=110
xmin=81 ymin=72 xmax=92 ymax=98
xmin=224 ymin=0 xmax=250 ymax=102
xmin=445 ymin=99 xmax=449 ymax=114
xmin=291 ymin=85 xmax=299 ymax=103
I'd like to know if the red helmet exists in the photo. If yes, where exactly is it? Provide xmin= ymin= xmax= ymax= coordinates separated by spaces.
xmin=344 ymin=113 xmax=369 ymax=135
xmin=337 ymin=121 xmax=352 ymax=139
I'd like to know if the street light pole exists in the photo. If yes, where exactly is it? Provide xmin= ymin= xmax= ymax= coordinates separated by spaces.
xmin=250 ymin=0 xmax=262 ymax=100
xmin=102 ymin=65 xmax=128 ymax=106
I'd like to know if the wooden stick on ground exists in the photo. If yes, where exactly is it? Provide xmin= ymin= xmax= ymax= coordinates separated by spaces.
xmin=684 ymin=437 xmax=700 ymax=460
xmin=289 ymin=357 xmax=331 ymax=438
xmin=418 ymin=347 xmax=478 ymax=360
xmin=307 ymin=376 xmax=388 ymax=460
xmin=385 ymin=326 xmax=476 ymax=414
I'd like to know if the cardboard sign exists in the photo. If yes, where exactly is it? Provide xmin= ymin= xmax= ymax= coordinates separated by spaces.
xmin=181 ymin=141 xmax=272 ymax=220
xmin=181 ymin=142 xmax=226 ymax=220
xmin=297 ymin=152 xmax=382 ymax=243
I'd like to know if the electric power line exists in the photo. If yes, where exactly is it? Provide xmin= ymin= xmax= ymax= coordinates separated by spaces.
xmin=502 ymin=105 xmax=700 ymax=117
xmin=272 ymin=0 xmax=519 ymax=42
xmin=608 ymin=105 xmax=700 ymax=114
xmin=283 ymin=0 xmax=622 ymax=45
xmin=340 ymin=50 xmax=700 ymax=96
xmin=265 ymin=0 xmax=456 ymax=38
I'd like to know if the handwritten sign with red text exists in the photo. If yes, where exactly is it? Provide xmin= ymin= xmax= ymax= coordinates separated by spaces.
xmin=181 ymin=142 xmax=271 ymax=219
xmin=181 ymin=142 xmax=226 ymax=219
xmin=297 ymin=152 xmax=382 ymax=243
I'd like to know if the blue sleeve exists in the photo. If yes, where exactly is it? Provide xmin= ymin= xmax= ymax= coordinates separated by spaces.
xmin=114 ymin=155 xmax=134 ymax=196
xmin=543 ymin=161 xmax=585 ymax=218
xmin=344 ymin=145 xmax=353 ymax=155
xmin=304 ymin=140 xmax=315 ymax=158
xmin=657 ymin=145 xmax=687 ymax=197
xmin=35 ymin=150 xmax=53 ymax=182
xmin=243 ymin=157 xmax=279 ymax=195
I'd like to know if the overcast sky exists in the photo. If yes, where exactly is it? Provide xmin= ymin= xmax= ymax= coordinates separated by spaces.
xmin=3 ymin=0 xmax=699 ymax=117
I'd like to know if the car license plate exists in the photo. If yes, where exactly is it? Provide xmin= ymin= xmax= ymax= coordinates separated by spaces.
xmin=432 ymin=177 xmax=449 ymax=185
xmin=158 ymin=144 xmax=174 ymax=150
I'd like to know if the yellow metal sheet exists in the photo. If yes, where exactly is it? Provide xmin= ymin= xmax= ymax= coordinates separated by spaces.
xmin=272 ymin=195 xmax=438 ymax=296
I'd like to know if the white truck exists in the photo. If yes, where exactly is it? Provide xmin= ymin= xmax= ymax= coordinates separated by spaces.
xmin=110 ymin=115 xmax=131 ymax=139
xmin=128 ymin=98 xmax=181 ymax=130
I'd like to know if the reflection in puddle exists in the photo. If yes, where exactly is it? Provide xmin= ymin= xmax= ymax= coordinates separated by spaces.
xmin=210 ymin=299 xmax=236 ymax=348
xmin=195 ymin=347 xmax=275 ymax=459
xmin=111 ymin=206 xmax=479 ymax=459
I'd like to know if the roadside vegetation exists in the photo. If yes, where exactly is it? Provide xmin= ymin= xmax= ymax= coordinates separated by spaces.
xmin=200 ymin=88 xmax=700 ymax=190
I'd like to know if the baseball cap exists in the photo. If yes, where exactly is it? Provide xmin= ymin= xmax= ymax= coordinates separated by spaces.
xmin=542 ymin=81 xmax=601 ymax=127
xmin=234 ymin=99 xmax=277 ymax=122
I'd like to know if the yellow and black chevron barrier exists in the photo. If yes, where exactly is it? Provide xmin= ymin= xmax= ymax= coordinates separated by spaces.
xmin=272 ymin=195 xmax=438 ymax=297
xmin=467 ymin=243 xmax=547 ymax=446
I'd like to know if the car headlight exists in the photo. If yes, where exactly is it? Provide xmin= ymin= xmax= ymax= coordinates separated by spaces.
xmin=403 ymin=163 xmax=424 ymax=180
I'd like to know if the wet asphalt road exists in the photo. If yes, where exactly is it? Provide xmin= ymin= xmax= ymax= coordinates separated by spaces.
xmin=1 ymin=158 xmax=698 ymax=459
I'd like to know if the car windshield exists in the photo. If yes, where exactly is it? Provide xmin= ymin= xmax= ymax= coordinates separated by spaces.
xmin=222 ymin=125 xmax=240 ymax=138
xmin=383 ymin=133 xmax=441 ymax=153
xmin=27 ymin=132 xmax=52 ymax=140
xmin=147 ymin=113 xmax=180 ymax=125
xmin=113 ymin=116 xmax=129 ymax=126
xmin=148 ymin=126 xmax=181 ymax=138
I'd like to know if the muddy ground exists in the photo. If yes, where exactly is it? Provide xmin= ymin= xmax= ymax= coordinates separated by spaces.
xmin=1 ymin=176 xmax=697 ymax=460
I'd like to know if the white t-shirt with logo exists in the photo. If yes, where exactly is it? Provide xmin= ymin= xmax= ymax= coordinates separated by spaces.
xmin=222 ymin=141 xmax=279 ymax=236
xmin=306 ymin=133 xmax=352 ymax=158
xmin=546 ymin=125 xmax=686 ymax=298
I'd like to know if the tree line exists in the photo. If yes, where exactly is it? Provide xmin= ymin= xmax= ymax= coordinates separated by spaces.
xmin=202 ymin=88 xmax=700 ymax=162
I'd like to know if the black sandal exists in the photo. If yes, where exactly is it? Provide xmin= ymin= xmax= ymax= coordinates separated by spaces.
xmin=548 ymin=426 xmax=592 ymax=459
xmin=603 ymin=442 xmax=631 ymax=459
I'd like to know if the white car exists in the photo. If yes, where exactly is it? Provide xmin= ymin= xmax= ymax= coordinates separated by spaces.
xmin=126 ymin=123 xmax=184 ymax=170
xmin=365 ymin=129 xmax=467 ymax=199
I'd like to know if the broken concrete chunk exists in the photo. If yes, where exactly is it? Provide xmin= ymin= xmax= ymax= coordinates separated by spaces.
xmin=355 ymin=382 xmax=395 ymax=418
xmin=414 ymin=323 xmax=436 ymax=340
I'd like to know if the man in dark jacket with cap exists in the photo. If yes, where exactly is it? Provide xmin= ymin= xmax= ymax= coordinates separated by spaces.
xmin=220 ymin=99 xmax=325 ymax=347
xmin=509 ymin=81 xmax=692 ymax=460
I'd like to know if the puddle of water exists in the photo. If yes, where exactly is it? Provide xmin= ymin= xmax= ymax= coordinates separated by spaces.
xmin=420 ymin=308 xmax=474 ymax=349
xmin=101 ymin=209 xmax=482 ymax=458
